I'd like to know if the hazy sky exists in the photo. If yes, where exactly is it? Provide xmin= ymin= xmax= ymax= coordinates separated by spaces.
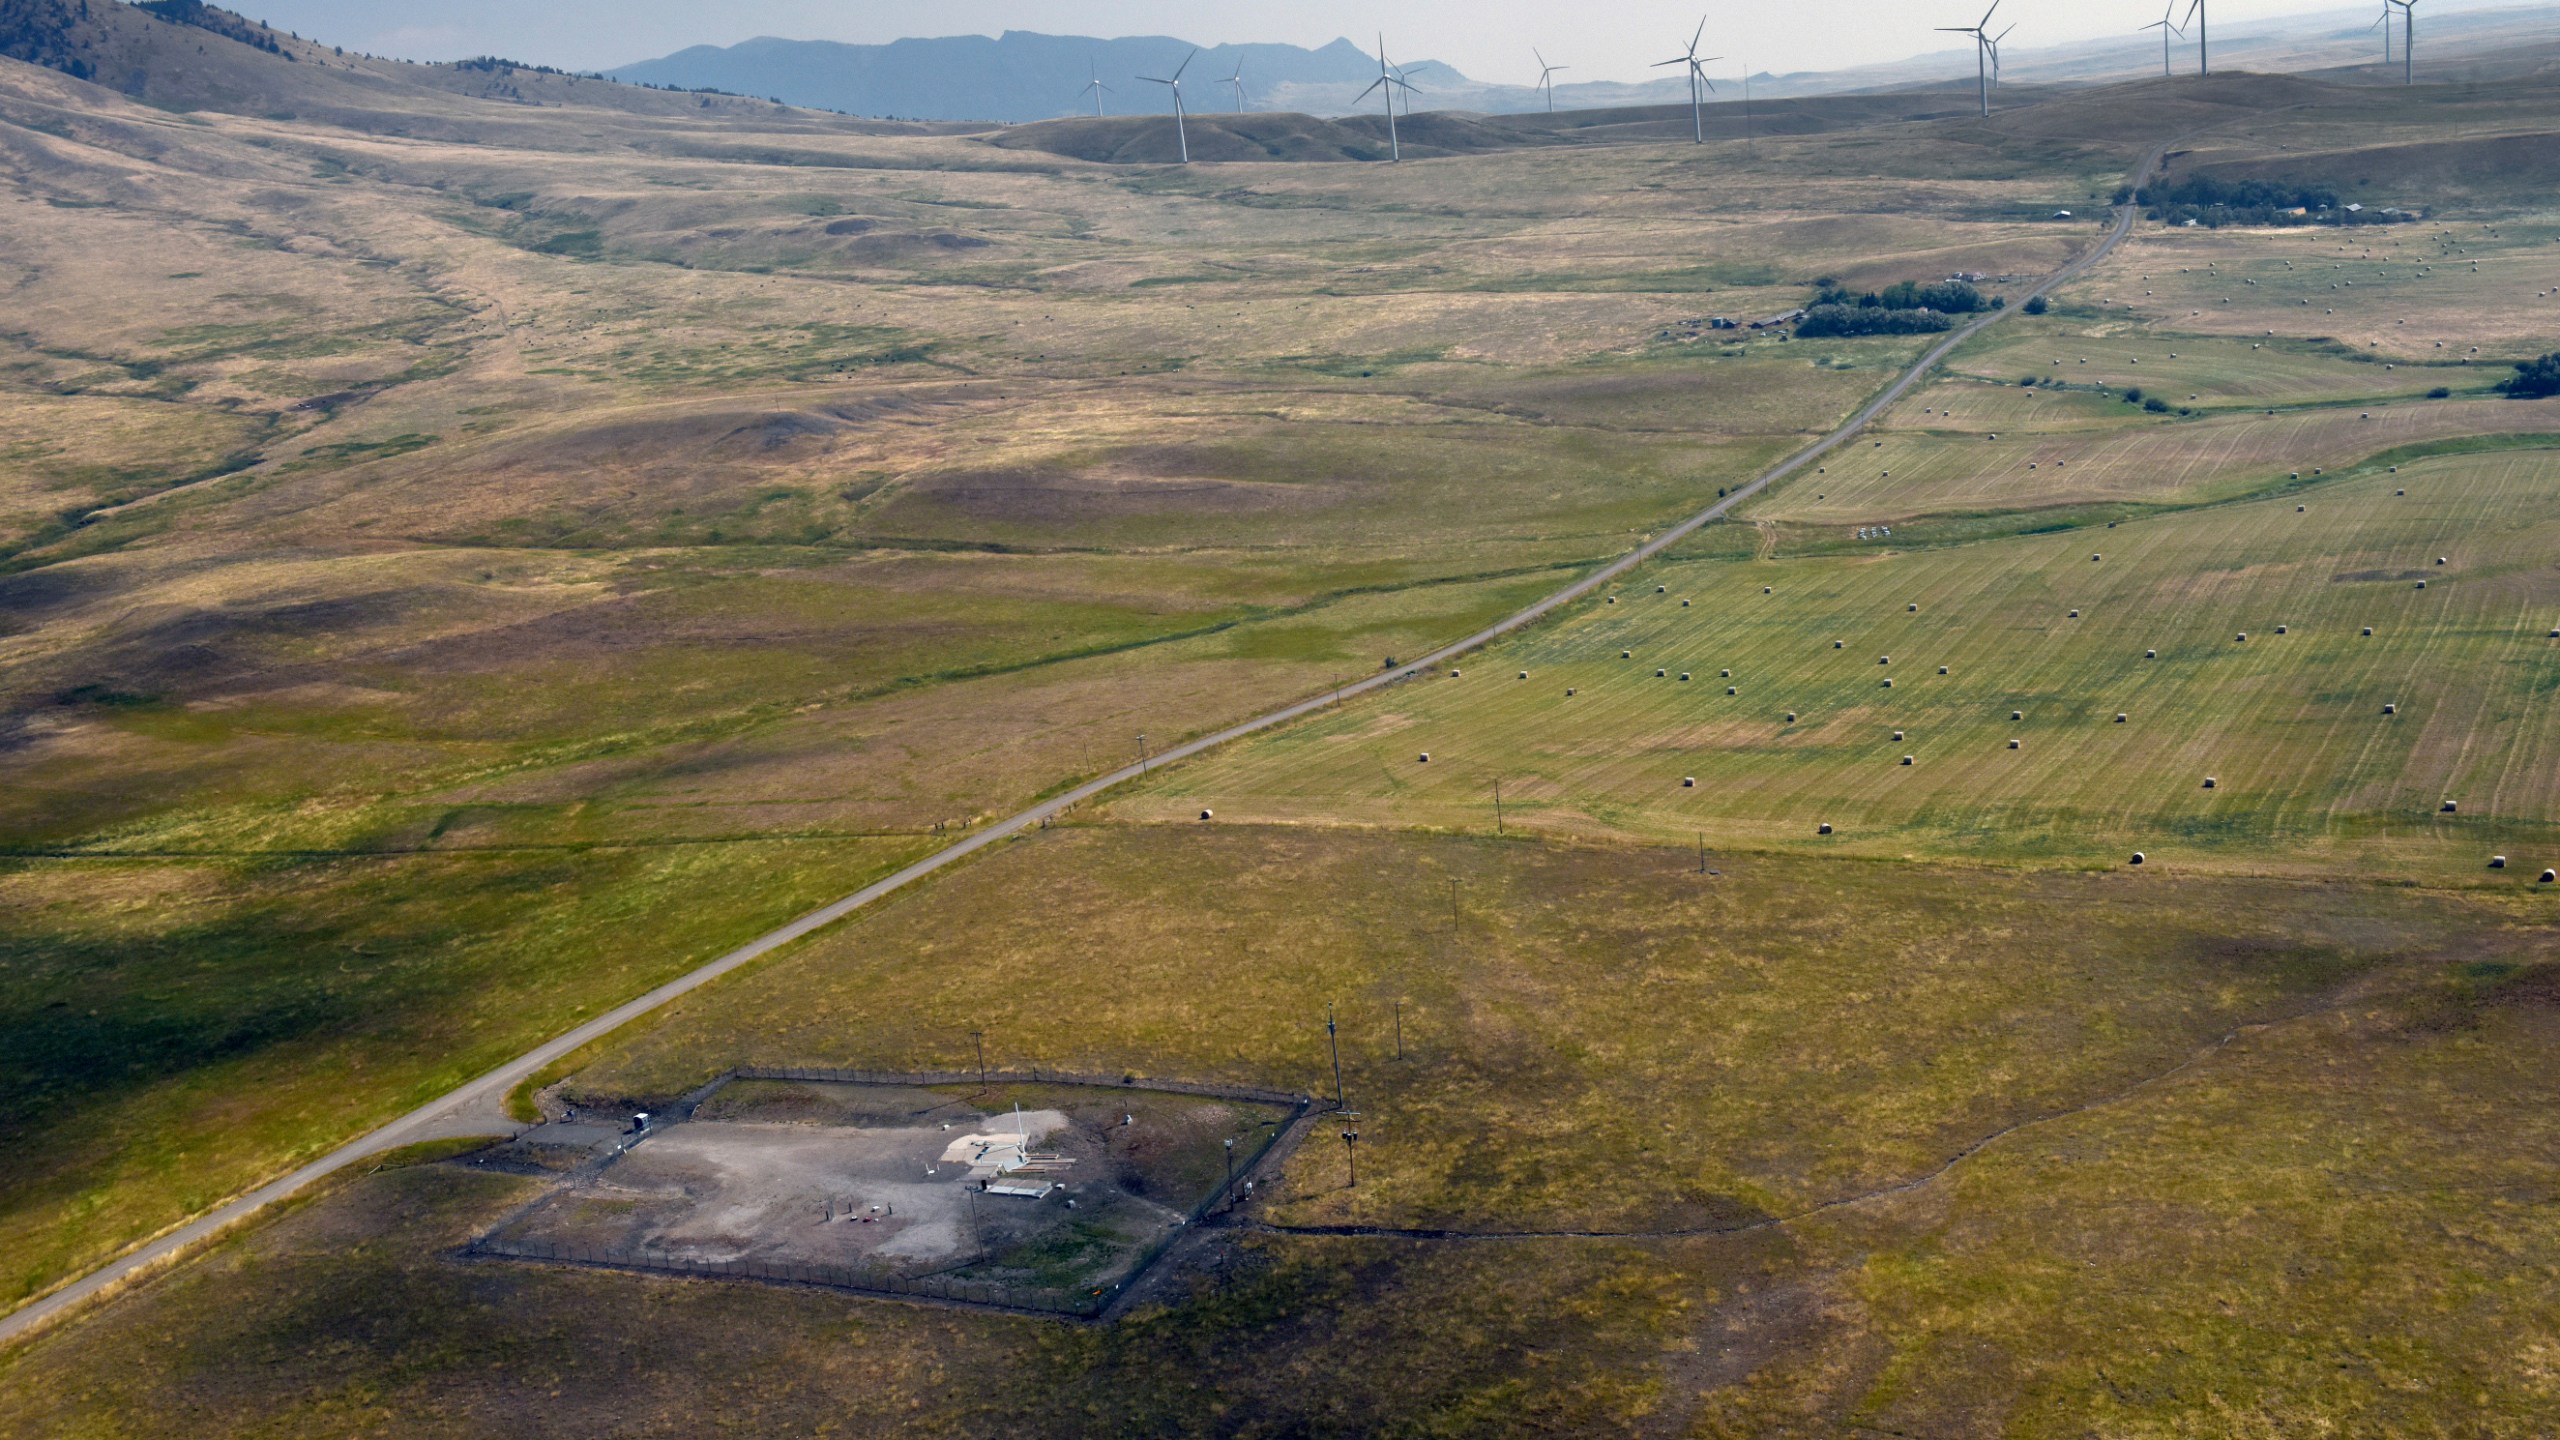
xmin=244 ymin=0 xmax=2526 ymax=83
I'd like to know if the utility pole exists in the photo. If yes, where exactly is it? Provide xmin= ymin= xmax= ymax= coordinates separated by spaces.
xmin=1340 ymin=1128 xmax=1360 ymax=1186
xmin=1493 ymin=778 xmax=1503 ymax=834
xmin=1448 ymin=879 xmax=1460 ymax=936
xmin=1224 ymin=1136 xmax=1235 ymax=1196
xmin=970 ymin=1029 xmax=987 ymax=1088
xmin=1136 ymin=732 xmax=1149 ymax=772
xmin=1395 ymin=999 xmax=1404 ymax=1060
xmin=1699 ymin=830 xmax=1708 ymax=873
xmin=1327 ymin=1002 xmax=1345 ymax=1109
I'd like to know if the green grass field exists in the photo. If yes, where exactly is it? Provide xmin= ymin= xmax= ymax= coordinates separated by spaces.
xmin=1130 ymin=446 xmax=2560 ymax=876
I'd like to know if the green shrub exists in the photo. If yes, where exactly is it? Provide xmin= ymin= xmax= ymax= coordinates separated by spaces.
xmin=2496 ymin=354 xmax=2560 ymax=399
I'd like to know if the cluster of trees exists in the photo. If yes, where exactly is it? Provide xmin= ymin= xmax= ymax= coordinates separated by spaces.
xmin=2120 ymin=174 xmax=2414 ymax=228
xmin=137 ymin=0 xmax=292 ymax=58
xmin=0 ymin=0 xmax=96 ymax=79
xmin=1796 ymin=277 xmax=1996 ymax=338
xmin=1811 ymin=279 xmax=1989 ymax=314
xmin=2499 ymin=353 xmax=2560 ymax=400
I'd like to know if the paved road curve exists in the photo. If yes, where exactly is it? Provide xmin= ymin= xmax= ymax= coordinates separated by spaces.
xmin=0 ymin=145 xmax=2166 ymax=1350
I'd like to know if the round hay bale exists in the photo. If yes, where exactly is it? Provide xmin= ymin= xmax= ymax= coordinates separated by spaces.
xmin=1893 ymin=730 xmax=1905 ymax=741
xmin=1938 ymin=665 xmax=1949 ymax=674
xmin=1785 ymin=712 xmax=1797 ymax=723
xmin=1879 ymin=655 xmax=1891 ymax=665
xmin=2297 ymin=505 xmax=2306 ymax=512
xmin=1882 ymin=677 xmax=1894 ymax=688
xmin=2383 ymin=702 xmax=2396 ymax=714
xmin=1683 ymin=599 xmax=1693 ymax=608
xmin=2543 ymin=870 xmax=2557 ymax=884
xmin=1200 ymin=809 xmax=1215 ymax=821
xmin=1901 ymin=755 xmax=1915 ymax=766
xmin=1683 ymin=776 xmax=1696 ymax=788
xmin=2438 ymin=557 xmax=2449 ymax=565
xmin=2203 ymin=777 xmax=2217 ymax=789
xmin=2442 ymin=800 xmax=2458 ymax=813
xmin=1722 ymin=669 xmax=1732 ymax=678
xmin=2116 ymin=712 xmax=2128 ymax=723
xmin=2276 ymin=625 xmax=2288 ymax=634
xmin=2363 ymin=627 xmax=2375 ymax=636
xmin=2012 ymin=711 xmax=2024 ymax=721
xmin=1818 ymin=822 xmax=1833 ymax=835
xmin=2009 ymin=738 xmax=2021 ymax=749
xmin=2417 ymin=580 xmax=2428 ymax=589
xmin=1762 ymin=587 xmax=1772 ymax=595
xmin=1608 ymin=596 xmax=1618 ymax=604
xmin=1623 ymin=650 xmax=1633 ymax=659
xmin=1681 ymin=672 xmax=1692 ymax=682
xmin=2491 ymin=855 xmax=2508 ymax=869
xmin=2146 ymin=649 xmax=2157 ymax=659
xmin=2093 ymin=554 xmax=2102 ymax=562
xmin=1567 ymin=687 xmax=1577 ymax=696
xmin=1834 ymin=641 xmax=1845 ymax=650
xmin=1418 ymin=752 xmax=1430 ymax=763
xmin=1657 ymin=585 xmax=1667 ymax=593
xmin=1657 ymin=668 xmax=1668 ymax=677
xmin=1727 ymin=686 xmax=1739 ymax=695
xmin=1451 ymin=669 xmax=1462 ymax=678
xmin=1518 ymin=671 xmax=1529 ymax=680
xmin=1908 ymin=603 xmax=1919 ymax=612
xmin=2070 ymin=609 xmax=2081 ymax=618
xmin=2130 ymin=852 xmax=2146 ymax=865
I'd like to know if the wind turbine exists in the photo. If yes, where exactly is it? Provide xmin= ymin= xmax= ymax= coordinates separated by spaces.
xmin=2182 ymin=0 xmax=2209 ymax=76
xmin=2371 ymin=0 xmax=2392 ymax=66
xmin=1937 ymin=0 xmax=2000 ymax=116
xmin=1651 ymin=16 xmax=1721 ymax=144
xmin=1223 ymin=57 xmax=1247 ymax=112
xmin=1078 ymin=59 xmax=1111 ymax=117
xmin=1356 ymin=36 xmax=1419 ymax=161
xmin=1987 ymin=22 xmax=2016 ymax=87
xmin=2140 ymin=3 xmax=2183 ymax=78
xmin=2390 ymin=0 xmax=2417 ymax=83
xmin=1137 ymin=48 xmax=1195 ymax=164
xmin=1533 ymin=47 xmax=1566 ymax=113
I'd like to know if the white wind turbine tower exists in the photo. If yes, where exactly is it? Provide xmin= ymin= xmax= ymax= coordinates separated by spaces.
xmin=1356 ymin=36 xmax=1419 ymax=161
xmin=2182 ymin=0 xmax=2210 ymax=76
xmin=1138 ymin=48 xmax=1196 ymax=164
xmin=1937 ymin=0 xmax=2001 ymax=116
xmin=1987 ymin=22 xmax=2016 ymax=87
xmin=1533 ymin=48 xmax=1566 ymax=113
xmin=1651 ymin=17 xmax=1721 ymax=144
xmin=2140 ymin=4 xmax=2183 ymax=77
xmin=1223 ymin=58 xmax=1247 ymax=112
xmin=1079 ymin=59 xmax=1112 ymax=117
xmin=2390 ymin=0 xmax=2418 ymax=83
xmin=2371 ymin=0 xmax=2393 ymax=66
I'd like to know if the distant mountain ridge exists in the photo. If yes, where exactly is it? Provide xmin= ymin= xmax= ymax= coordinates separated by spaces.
xmin=607 ymin=31 xmax=1446 ymax=124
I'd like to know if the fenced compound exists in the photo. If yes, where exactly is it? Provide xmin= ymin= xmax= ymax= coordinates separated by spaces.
xmin=464 ymin=1067 xmax=1316 ymax=1321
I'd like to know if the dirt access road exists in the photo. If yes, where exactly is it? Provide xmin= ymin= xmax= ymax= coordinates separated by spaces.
xmin=0 ymin=141 xmax=2169 ymax=1350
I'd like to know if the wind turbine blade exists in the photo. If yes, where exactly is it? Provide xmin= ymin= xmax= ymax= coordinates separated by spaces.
xmin=1356 ymin=77 xmax=1386 ymax=101
xmin=1654 ymin=56 xmax=1691 ymax=66
xmin=1534 ymin=47 xmax=1548 ymax=69
xmin=1690 ymin=16 xmax=1708 ymax=52
xmin=1980 ymin=0 xmax=2002 ymax=30
xmin=1173 ymin=49 xmax=1195 ymax=80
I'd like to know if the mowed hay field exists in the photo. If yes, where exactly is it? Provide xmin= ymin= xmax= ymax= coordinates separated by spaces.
xmin=1128 ymin=446 xmax=2560 ymax=876
xmin=1766 ymin=390 xmax=2560 ymax=522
